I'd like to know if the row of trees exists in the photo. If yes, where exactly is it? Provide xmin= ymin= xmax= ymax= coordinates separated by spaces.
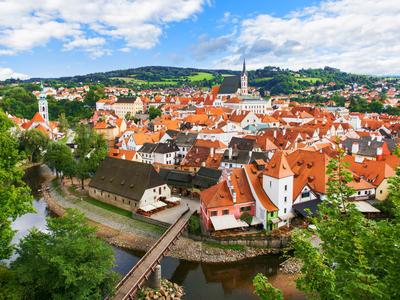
xmin=0 ymin=85 xmax=99 ymax=125
xmin=0 ymin=108 xmax=117 ymax=299
xmin=45 ymin=125 xmax=108 ymax=188
xmin=253 ymin=147 xmax=400 ymax=299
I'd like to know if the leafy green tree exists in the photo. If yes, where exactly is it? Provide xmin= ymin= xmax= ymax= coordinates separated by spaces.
xmin=44 ymin=142 xmax=74 ymax=178
xmin=57 ymin=112 xmax=69 ymax=133
xmin=253 ymin=273 xmax=283 ymax=300
xmin=74 ymin=124 xmax=107 ymax=189
xmin=292 ymin=148 xmax=400 ymax=299
xmin=11 ymin=209 xmax=119 ymax=299
xmin=368 ymin=100 xmax=384 ymax=114
xmin=0 ymin=110 xmax=33 ymax=260
xmin=240 ymin=211 xmax=253 ymax=225
xmin=84 ymin=85 xmax=105 ymax=108
xmin=148 ymin=106 xmax=162 ymax=120
xmin=19 ymin=128 xmax=49 ymax=162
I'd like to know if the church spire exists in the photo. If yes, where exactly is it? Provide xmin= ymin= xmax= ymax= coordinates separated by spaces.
xmin=240 ymin=58 xmax=248 ymax=95
xmin=241 ymin=58 xmax=247 ymax=76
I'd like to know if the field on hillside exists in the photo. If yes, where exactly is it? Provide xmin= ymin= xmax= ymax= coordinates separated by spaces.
xmin=295 ymin=77 xmax=322 ymax=83
xmin=111 ymin=72 xmax=214 ymax=86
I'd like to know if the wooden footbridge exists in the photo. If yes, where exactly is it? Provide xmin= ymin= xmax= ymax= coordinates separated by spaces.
xmin=112 ymin=209 xmax=193 ymax=300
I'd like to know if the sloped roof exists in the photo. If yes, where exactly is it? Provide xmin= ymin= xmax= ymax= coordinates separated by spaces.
xmin=89 ymin=157 xmax=166 ymax=201
xmin=264 ymin=151 xmax=294 ymax=179
xmin=218 ymin=75 xmax=240 ymax=95
xmin=244 ymin=164 xmax=278 ymax=212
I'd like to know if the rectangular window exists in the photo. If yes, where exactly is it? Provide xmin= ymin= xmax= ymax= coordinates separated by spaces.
xmin=301 ymin=191 xmax=310 ymax=198
xmin=284 ymin=208 xmax=287 ymax=214
xmin=284 ymin=196 xmax=287 ymax=202
xmin=211 ymin=211 xmax=217 ymax=216
xmin=269 ymin=181 xmax=272 ymax=187
xmin=159 ymin=187 xmax=162 ymax=194
xmin=284 ymin=185 xmax=287 ymax=191
xmin=222 ymin=209 xmax=229 ymax=215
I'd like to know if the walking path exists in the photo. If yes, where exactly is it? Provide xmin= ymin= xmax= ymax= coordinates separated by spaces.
xmin=42 ymin=179 xmax=282 ymax=263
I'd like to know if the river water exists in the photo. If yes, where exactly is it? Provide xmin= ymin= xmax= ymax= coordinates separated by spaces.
xmin=8 ymin=165 xmax=304 ymax=300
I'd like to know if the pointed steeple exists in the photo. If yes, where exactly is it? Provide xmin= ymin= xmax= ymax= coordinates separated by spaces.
xmin=264 ymin=151 xmax=294 ymax=179
xmin=241 ymin=58 xmax=247 ymax=76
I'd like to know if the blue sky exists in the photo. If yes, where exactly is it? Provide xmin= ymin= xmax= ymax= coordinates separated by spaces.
xmin=0 ymin=0 xmax=399 ymax=79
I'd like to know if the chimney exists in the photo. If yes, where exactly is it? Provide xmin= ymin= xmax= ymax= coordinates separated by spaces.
xmin=273 ymin=130 xmax=277 ymax=139
xmin=232 ymin=191 xmax=237 ymax=203
xmin=210 ymin=147 xmax=214 ymax=158
xmin=377 ymin=147 xmax=383 ymax=156
xmin=352 ymin=142 xmax=359 ymax=154
xmin=376 ymin=135 xmax=383 ymax=142
xmin=228 ymin=147 xmax=233 ymax=160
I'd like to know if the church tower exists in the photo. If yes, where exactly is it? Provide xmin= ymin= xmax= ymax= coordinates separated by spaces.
xmin=240 ymin=58 xmax=248 ymax=95
xmin=38 ymin=83 xmax=49 ymax=123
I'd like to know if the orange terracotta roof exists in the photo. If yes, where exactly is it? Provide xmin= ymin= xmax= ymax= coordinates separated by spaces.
xmin=264 ymin=151 xmax=294 ymax=179
xmin=244 ymin=164 xmax=278 ymax=212
xmin=31 ymin=112 xmax=45 ymax=123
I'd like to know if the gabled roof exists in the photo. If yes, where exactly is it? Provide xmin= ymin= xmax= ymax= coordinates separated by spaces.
xmin=218 ymin=75 xmax=240 ymax=95
xmin=264 ymin=151 xmax=294 ymax=179
xmin=200 ymin=168 xmax=254 ymax=209
xmin=244 ymin=164 xmax=278 ymax=212
xmin=89 ymin=158 xmax=166 ymax=201
xmin=229 ymin=137 xmax=256 ymax=151
xmin=31 ymin=112 xmax=45 ymax=123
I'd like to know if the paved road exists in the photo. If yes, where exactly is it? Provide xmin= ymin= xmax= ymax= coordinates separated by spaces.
xmin=149 ymin=197 xmax=199 ymax=224
xmin=113 ymin=209 xmax=193 ymax=300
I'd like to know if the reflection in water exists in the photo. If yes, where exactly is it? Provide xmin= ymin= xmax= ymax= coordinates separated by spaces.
xmin=11 ymin=165 xmax=304 ymax=300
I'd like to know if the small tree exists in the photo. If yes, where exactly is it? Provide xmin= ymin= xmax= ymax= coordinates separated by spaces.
xmin=0 ymin=110 xmax=33 ymax=260
xmin=240 ymin=211 xmax=253 ymax=225
xmin=44 ymin=142 xmax=73 ymax=178
xmin=292 ymin=147 xmax=400 ymax=299
xmin=253 ymin=273 xmax=283 ymax=300
xmin=19 ymin=129 xmax=49 ymax=162
xmin=148 ymin=106 xmax=161 ymax=120
xmin=11 ymin=209 xmax=119 ymax=299
xmin=57 ymin=112 xmax=69 ymax=133
xmin=74 ymin=124 xmax=107 ymax=189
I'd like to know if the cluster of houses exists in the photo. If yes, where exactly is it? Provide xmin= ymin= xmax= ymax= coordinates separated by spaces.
xmin=8 ymin=63 xmax=399 ymax=235
xmin=84 ymin=61 xmax=400 ymax=234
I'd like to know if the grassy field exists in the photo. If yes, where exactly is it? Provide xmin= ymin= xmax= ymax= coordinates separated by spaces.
xmin=111 ymin=72 xmax=214 ymax=86
xmin=204 ymin=241 xmax=245 ymax=251
xmin=111 ymin=77 xmax=178 ymax=85
xmin=187 ymin=72 xmax=214 ymax=81
xmin=295 ymin=77 xmax=322 ymax=83
xmin=253 ymin=77 xmax=273 ymax=83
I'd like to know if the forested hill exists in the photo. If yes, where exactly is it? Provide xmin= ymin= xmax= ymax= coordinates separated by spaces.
xmin=3 ymin=65 xmax=377 ymax=94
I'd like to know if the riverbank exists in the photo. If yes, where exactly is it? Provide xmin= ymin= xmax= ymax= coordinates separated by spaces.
xmin=42 ymin=176 xmax=287 ymax=263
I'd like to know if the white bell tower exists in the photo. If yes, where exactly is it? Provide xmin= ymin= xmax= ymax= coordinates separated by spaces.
xmin=38 ymin=83 xmax=49 ymax=123
xmin=240 ymin=58 xmax=248 ymax=95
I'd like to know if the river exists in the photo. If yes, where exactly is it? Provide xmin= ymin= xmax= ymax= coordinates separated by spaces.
xmin=8 ymin=165 xmax=304 ymax=300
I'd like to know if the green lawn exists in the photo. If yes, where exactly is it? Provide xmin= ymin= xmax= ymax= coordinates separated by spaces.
xmin=187 ymin=72 xmax=214 ymax=82
xmin=253 ymin=77 xmax=273 ymax=83
xmin=84 ymin=197 xmax=132 ymax=218
xmin=295 ymin=77 xmax=322 ymax=83
xmin=204 ymin=241 xmax=245 ymax=251
xmin=111 ymin=77 xmax=178 ymax=85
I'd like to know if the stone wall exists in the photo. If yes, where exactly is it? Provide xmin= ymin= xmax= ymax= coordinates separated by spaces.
xmin=187 ymin=233 xmax=290 ymax=249
xmin=88 ymin=187 xmax=137 ymax=211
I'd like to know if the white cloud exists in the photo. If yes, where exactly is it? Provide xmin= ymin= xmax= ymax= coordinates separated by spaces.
xmin=0 ymin=0 xmax=207 ymax=58
xmin=215 ymin=0 xmax=400 ymax=75
xmin=0 ymin=67 xmax=29 ymax=80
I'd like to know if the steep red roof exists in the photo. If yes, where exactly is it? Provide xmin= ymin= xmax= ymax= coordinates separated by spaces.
xmin=264 ymin=151 xmax=294 ymax=179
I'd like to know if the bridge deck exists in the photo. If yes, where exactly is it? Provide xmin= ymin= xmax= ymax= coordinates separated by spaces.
xmin=113 ymin=209 xmax=192 ymax=300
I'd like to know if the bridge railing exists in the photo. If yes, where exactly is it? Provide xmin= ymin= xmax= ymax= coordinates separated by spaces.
xmin=114 ymin=208 xmax=191 ymax=294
